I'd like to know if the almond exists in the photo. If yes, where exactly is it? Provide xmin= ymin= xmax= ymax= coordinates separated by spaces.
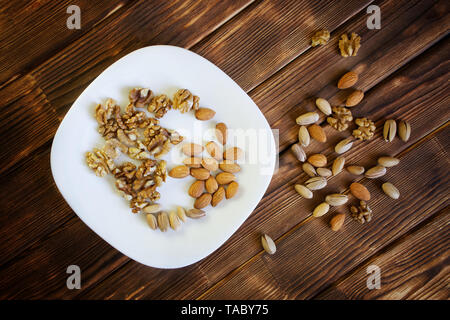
xmin=219 ymin=161 xmax=241 ymax=173
xmin=298 ymin=126 xmax=310 ymax=147
xmin=186 ymin=208 xmax=206 ymax=219
xmin=308 ymin=124 xmax=327 ymax=142
xmin=330 ymin=213 xmax=345 ymax=231
xmin=313 ymin=202 xmax=330 ymax=217
xmin=346 ymin=165 xmax=365 ymax=175
xmin=307 ymin=154 xmax=327 ymax=167
xmin=215 ymin=122 xmax=228 ymax=145
xmin=190 ymin=168 xmax=210 ymax=180
xmin=296 ymin=112 xmax=319 ymax=125
xmin=205 ymin=141 xmax=222 ymax=160
xmin=345 ymin=90 xmax=364 ymax=107
xmin=223 ymin=147 xmax=244 ymax=161
xmin=169 ymin=165 xmax=190 ymax=178
xmin=216 ymin=172 xmax=236 ymax=185
xmin=211 ymin=187 xmax=225 ymax=207
xmin=195 ymin=107 xmax=216 ymax=121
xmin=226 ymin=181 xmax=239 ymax=199
xmin=182 ymin=143 xmax=204 ymax=156
xmin=350 ymin=182 xmax=371 ymax=201
xmin=183 ymin=157 xmax=202 ymax=168
xmin=398 ymin=120 xmax=411 ymax=142
xmin=315 ymin=98 xmax=332 ymax=115
xmin=194 ymin=193 xmax=212 ymax=209
xmin=205 ymin=176 xmax=219 ymax=193
xmin=337 ymin=71 xmax=358 ymax=89
xmin=201 ymin=157 xmax=219 ymax=171
xmin=188 ymin=180 xmax=205 ymax=198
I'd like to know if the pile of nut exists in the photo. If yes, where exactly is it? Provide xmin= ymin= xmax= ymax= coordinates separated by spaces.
xmin=168 ymin=122 xmax=243 ymax=210
xmin=86 ymin=87 xmax=229 ymax=232
xmin=291 ymin=70 xmax=411 ymax=233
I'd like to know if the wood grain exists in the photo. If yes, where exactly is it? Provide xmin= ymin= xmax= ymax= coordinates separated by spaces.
xmin=80 ymin=39 xmax=448 ymax=299
xmin=200 ymin=127 xmax=449 ymax=299
xmin=315 ymin=208 xmax=449 ymax=300
xmin=0 ymin=0 xmax=131 ymax=84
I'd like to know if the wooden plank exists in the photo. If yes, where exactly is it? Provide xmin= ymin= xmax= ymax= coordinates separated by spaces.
xmin=79 ymin=39 xmax=448 ymax=299
xmin=200 ymin=127 xmax=449 ymax=299
xmin=192 ymin=0 xmax=372 ymax=92
xmin=249 ymin=0 xmax=449 ymax=151
xmin=0 ymin=0 xmax=252 ymax=176
xmin=0 ymin=0 xmax=131 ymax=84
xmin=315 ymin=208 xmax=449 ymax=300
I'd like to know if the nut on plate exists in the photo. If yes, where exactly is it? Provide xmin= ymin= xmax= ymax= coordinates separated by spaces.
xmin=211 ymin=187 xmax=225 ymax=207
xmin=195 ymin=107 xmax=216 ymax=121
xmin=205 ymin=176 xmax=219 ymax=194
xmin=215 ymin=123 xmax=228 ymax=145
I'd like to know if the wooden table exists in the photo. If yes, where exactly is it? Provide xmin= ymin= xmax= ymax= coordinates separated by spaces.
xmin=0 ymin=0 xmax=448 ymax=300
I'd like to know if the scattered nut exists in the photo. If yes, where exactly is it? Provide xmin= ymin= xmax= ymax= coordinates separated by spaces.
xmin=327 ymin=106 xmax=353 ymax=131
xmin=291 ymin=143 xmax=307 ymax=162
xmin=261 ymin=234 xmax=276 ymax=255
xmin=332 ymin=156 xmax=345 ymax=176
xmin=346 ymin=165 xmax=365 ymax=175
xmin=313 ymin=202 xmax=330 ymax=217
xmin=308 ymin=124 xmax=327 ymax=143
xmin=377 ymin=156 xmax=400 ymax=167
xmin=305 ymin=177 xmax=327 ymax=191
xmin=346 ymin=90 xmax=364 ymax=107
xmin=382 ymin=182 xmax=400 ymax=199
xmin=339 ymin=33 xmax=361 ymax=57
xmin=308 ymin=154 xmax=327 ymax=167
xmin=302 ymin=162 xmax=317 ymax=177
xmin=353 ymin=118 xmax=376 ymax=140
xmin=335 ymin=138 xmax=353 ymax=154
xmin=294 ymin=184 xmax=313 ymax=199
xmin=315 ymin=98 xmax=332 ymax=115
xmin=398 ymin=120 xmax=411 ymax=142
xmin=311 ymin=30 xmax=330 ymax=47
xmin=350 ymin=201 xmax=372 ymax=223
xmin=365 ymin=165 xmax=386 ymax=179
xmin=337 ymin=71 xmax=358 ymax=89
xmin=296 ymin=112 xmax=319 ymax=126
xmin=317 ymin=167 xmax=332 ymax=177
xmin=325 ymin=194 xmax=348 ymax=206
xmin=383 ymin=119 xmax=397 ymax=142
xmin=330 ymin=213 xmax=345 ymax=231
xmin=298 ymin=126 xmax=311 ymax=147
xmin=350 ymin=182 xmax=370 ymax=201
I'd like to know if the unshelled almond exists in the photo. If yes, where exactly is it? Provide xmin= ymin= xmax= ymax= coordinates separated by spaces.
xmin=176 ymin=206 xmax=187 ymax=222
xmin=377 ymin=156 xmax=400 ymax=167
xmin=226 ymin=181 xmax=239 ymax=199
xmin=325 ymin=194 xmax=348 ymax=206
xmin=215 ymin=122 xmax=228 ymax=145
xmin=261 ymin=234 xmax=276 ymax=255
xmin=190 ymin=168 xmax=210 ymax=180
xmin=332 ymin=156 xmax=345 ymax=176
xmin=382 ymin=182 xmax=400 ymax=199
xmin=317 ymin=167 xmax=332 ymax=177
xmin=302 ymin=162 xmax=317 ymax=177
xmin=195 ymin=107 xmax=216 ymax=121
xmin=205 ymin=141 xmax=222 ymax=160
xmin=330 ymin=213 xmax=345 ymax=231
xmin=182 ymin=143 xmax=204 ymax=156
xmin=169 ymin=211 xmax=181 ymax=230
xmin=335 ymin=138 xmax=353 ymax=154
xmin=294 ymin=184 xmax=313 ymax=199
xmin=383 ymin=119 xmax=397 ymax=142
xmin=313 ymin=202 xmax=330 ymax=217
xmin=146 ymin=214 xmax=158 ymax=230
xmin=337 ymin=71 xmax=358 ymax=89
xmin=183 ymin=157 xmax=202 ymax=168
xmin=205 ymin=176 xmax=219 ymax=193
xmin=308 ymin=154 xmax=327 ymax=167
xmin=216 ymin=172 xmax=236 ymax=185
xmin=219 ymin=161 xmax=241 ymax=173
xmin=223 ymin=147 xmax=244 ymax=161
xmin=189 ymin=180 xmax=205 ymax=198
xmin=305 ymin=176 xmax=327 ymax=190
xmin=194 ymin=193 xmax=212 ymax=209
xmin=169 ymin=165 xmax=190 ymax=178
xmin=365 ymin=165 xmax=386 ymax=179
xmin=143 ymin=204 xmax=160 ymax=214
xmin=298 ymin=126 xmax=310 ymax=147
xmin=201 ymin=157 xmax=219 ymax=171
xmin=291 ymin=143 xmax=306 ymax=162
xmin=308 ymin=124 xmax=327 ymax=142
xmin=398 ymin=120 xmax=411 ymax=142
xmin=157 ymin=211 xmax=169 ymax=232
xmin=346 ymin=165 xmax=365 ymax=175
xmin=345 ymin=90 xmax=364 ymax=107
xmin=350 ymin=182 xmax=370 ymax=200
xmin=211 ymin=187 xmax=225 ymax=207
xmin=315 ymin=98 xmax=332 ymax=115
xmin=186 ymin=208 xmax=206 ymax=219
xmin=296 ymin=112 xmax=319 ymax=125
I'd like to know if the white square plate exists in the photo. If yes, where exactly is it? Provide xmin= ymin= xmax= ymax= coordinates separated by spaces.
xmin=51 ymin=45 xmax=276 ymax=268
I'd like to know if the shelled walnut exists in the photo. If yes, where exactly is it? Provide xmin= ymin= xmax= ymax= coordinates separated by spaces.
xmin=311 ymin=30 xmax=330 ymax=47
xmin=173 ymin=89 xmax=199 ymax=113
xmin=327 ymin=106 xmax=353 ymax=131
xmin=148 ymin=94 xmax=172 ymax=118
xmin=350 ymin=200 xmax=372 ymax=223
xmin=86 ymin=148 xmax=115 ymax=177
xmin=339 ymin=32 xmax=361 ymax=57
xmin=353 ymin=117 xmax=376 ymax=140
xmin=129 ymin=88 xmax=153 ymax=108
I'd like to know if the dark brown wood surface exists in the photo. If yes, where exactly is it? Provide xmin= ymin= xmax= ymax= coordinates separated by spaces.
xmin=0 ymin=0 xmax=448 ymax=300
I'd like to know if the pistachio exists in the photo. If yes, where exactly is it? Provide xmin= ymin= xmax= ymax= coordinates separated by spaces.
xmin=332 ymin=156 xmax=345 ymax=176
xmin=294 ymin=184 xmax=313 ymax=199
xmin=315 ymin=98 xmax=332 ymax=116
xmin=302 ymin=162 xmax=317 ymax=177
xmin=346 ymin=165 xmax=365 ymax=175
xmin=325 ymin=194 xmax=348 ymax=206
xmin=305 ymin=176 xmax=327 ymax=190
xmin=186 ymin=208 xmax=206 ymax=219
xmin=382 ymin=182 xmax=400 ymax=199
xmin=261 ymin=234 xmax=276 ymax=255
xmin=377 ymin=156 xmax=400 ymax=167
xmin=313 ymin=202 xmax=330 ymax=217
xmin=142 ymin=203 xmax=160 ymax=214
xmin=365 ymin=165 xmax=386 ymax=179
xmin=146 ymin=214 xmax=158 ymax=230
xmin=296 ymin=112 xmax=319 ymax=125
xmin=169 ymin=211 xmax=181 ymax=230
xmin=298 ymin=126 xmax=310 ymax=147
xmin=383 ymin=119 xmax=397 ymax=142
xmin=398 ymin=120 xmax=411 ymax=142
xmin=291 ymin=143 xmax=306 ymax=162
xmin=176 ymin=206 xmax=187 ymax=222
xmin=335 ymin=138 xmax=353 ymax=154
xmin=317 ymin=167 xmax=332 ymax=177
xmin=157 ymin=211 xmax=169 ymax=232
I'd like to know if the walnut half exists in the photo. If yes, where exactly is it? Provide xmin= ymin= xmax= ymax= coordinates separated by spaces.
xmin=339 ymin=32 xmax=361 ymax=57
